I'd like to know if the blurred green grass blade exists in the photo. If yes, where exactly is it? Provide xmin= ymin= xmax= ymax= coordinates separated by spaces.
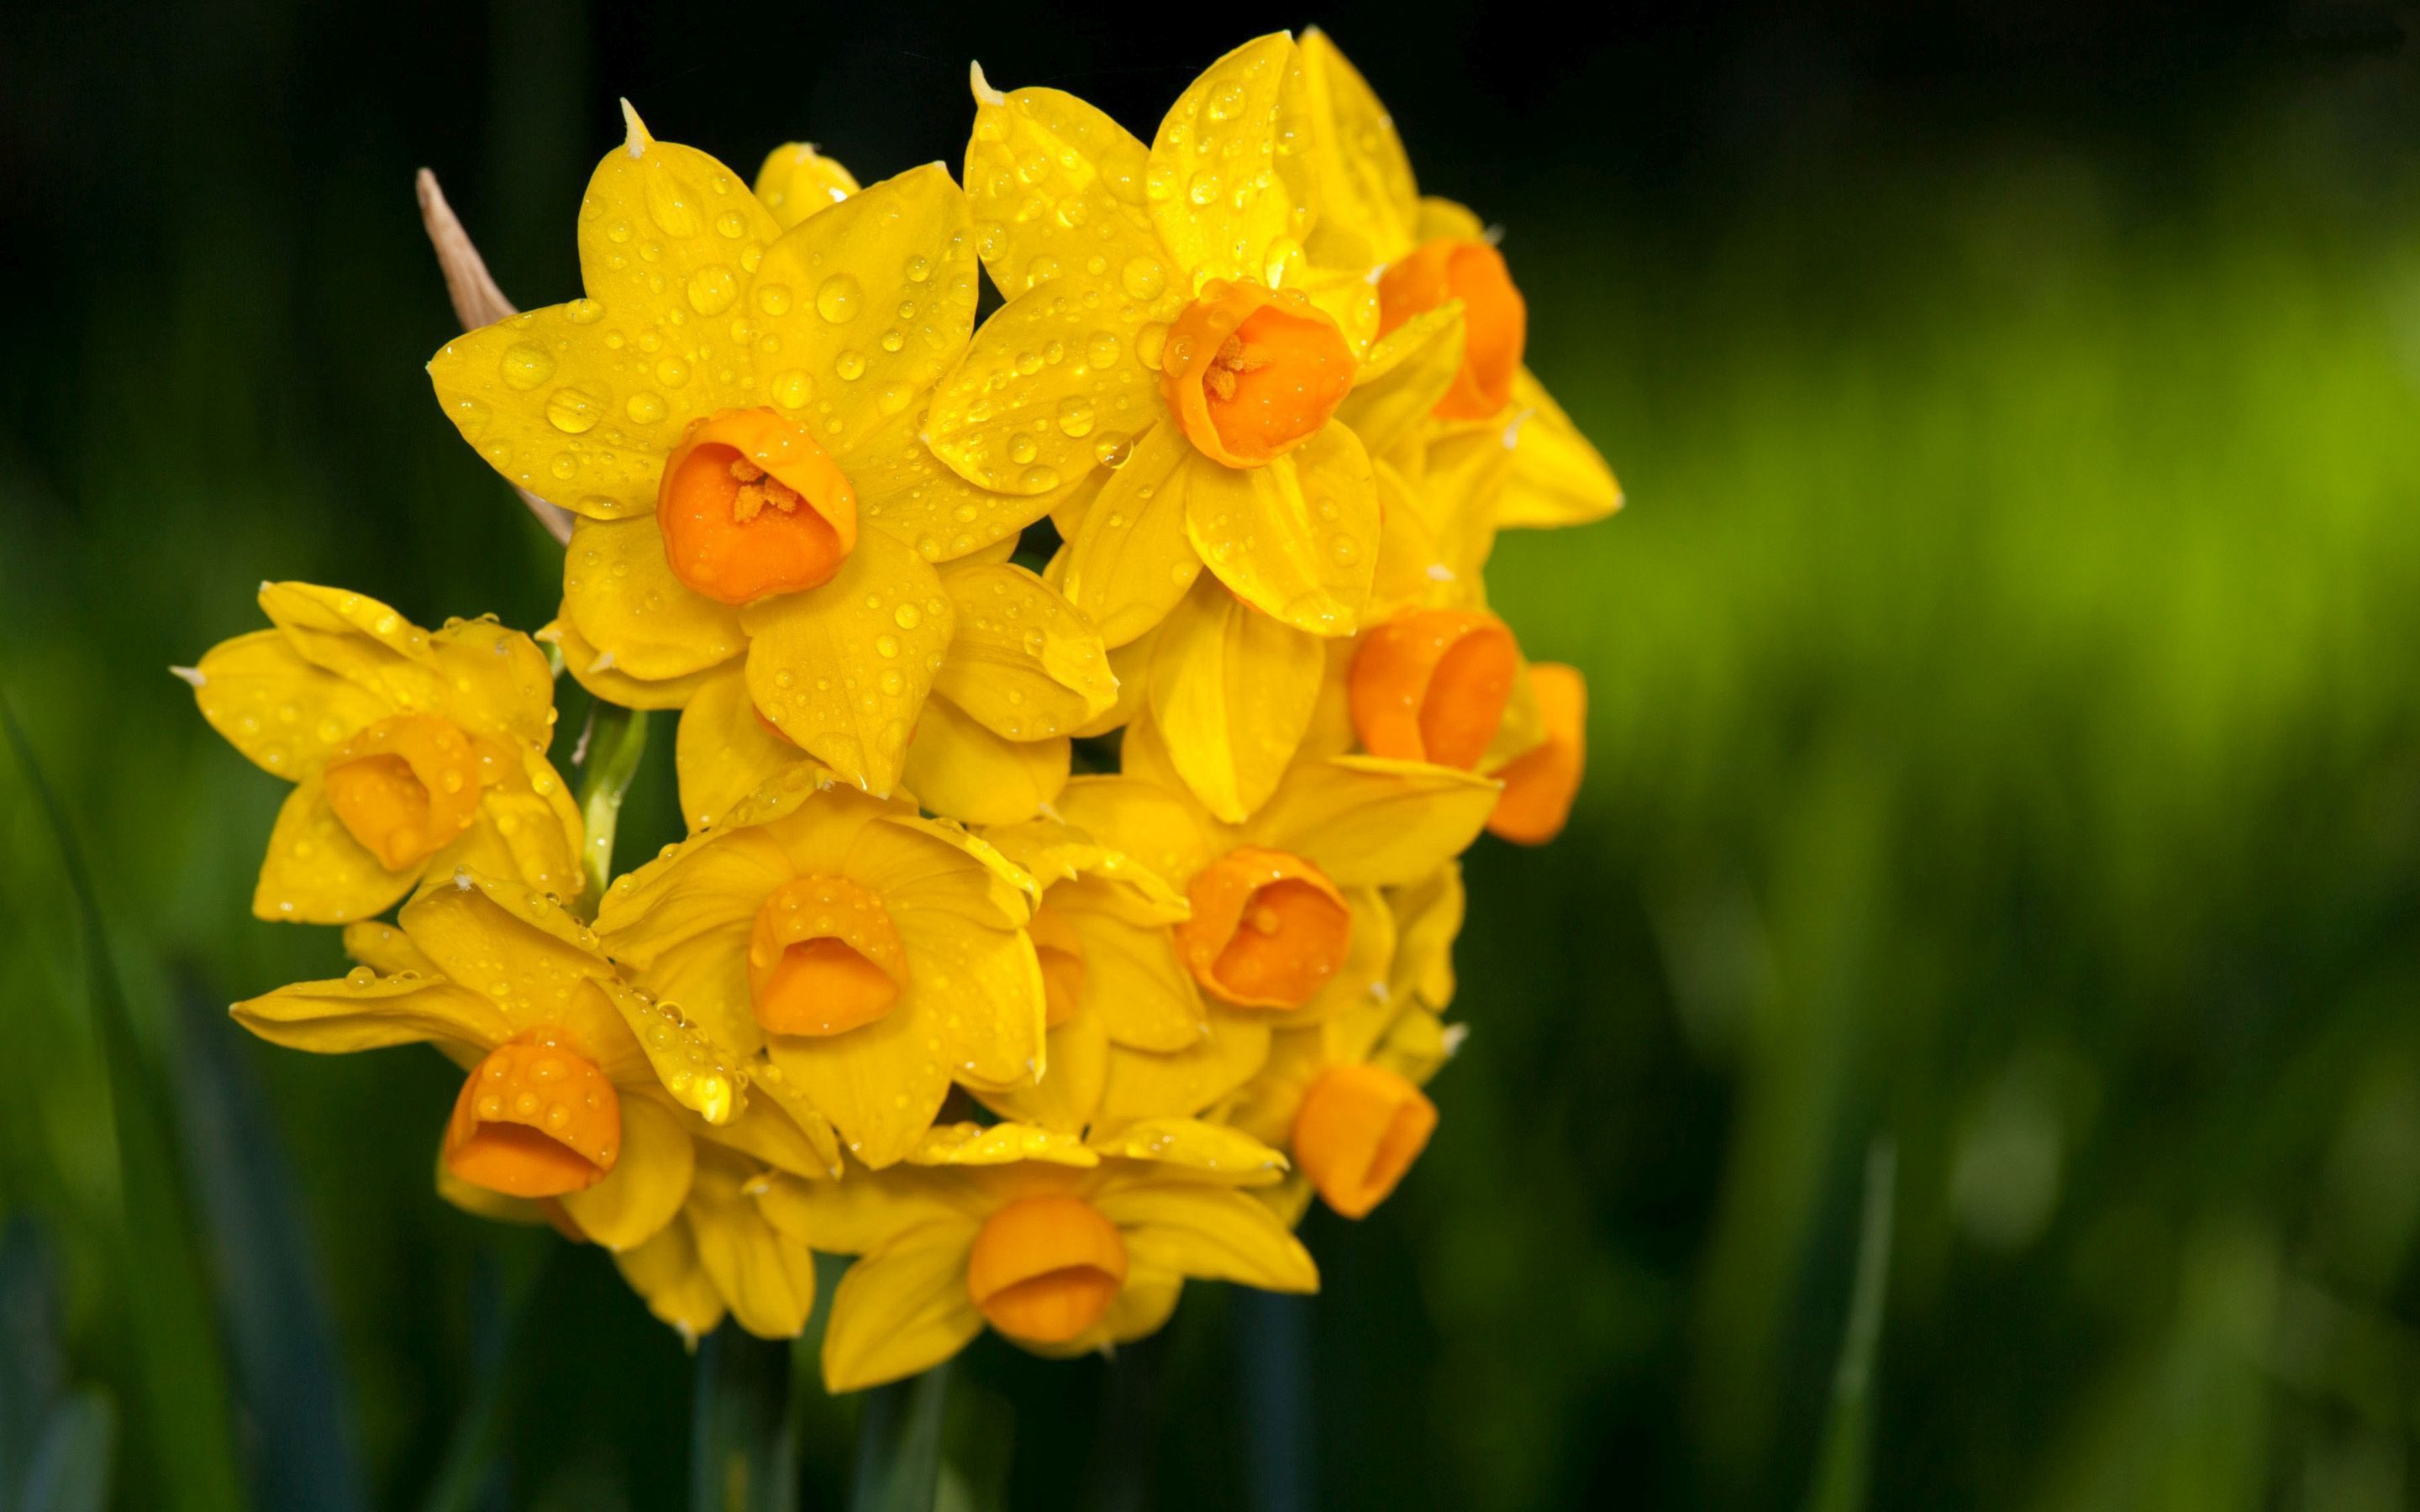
xmin=0 ymin=682 xmax=245 ymax=1512
xmin=418 ymin=1244 xmax=548 ymax=1512
xmin=1236 ymin=1291 xmax=1311 ymax=1512
xmin=21 ymin=1389 xmax=116 ymax=1512
xmin=688 ymin=1327 xmax=797 ymax=1512
xmin=2 ymin=1216 xmax=67 ymax=1504
xmin=850 ymin=1362 xmax=951 ymax=1512
xmin=170 ymin=980 xmax=367 ymax=1512
xmin=576 ymin=702 xmax=650 ymax=911
xmin=1802 ymin=1138 xmax=1897 ymax=1512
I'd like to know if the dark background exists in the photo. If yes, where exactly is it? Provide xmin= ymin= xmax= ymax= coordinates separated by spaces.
xmin=4 ymin=2 xmax=2419 ymax=1508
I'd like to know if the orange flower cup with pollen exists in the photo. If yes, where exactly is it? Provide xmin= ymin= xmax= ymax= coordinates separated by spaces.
xmin=1160 ymin=280 xmax=1355 ymax=468
xmin=657 ymin=407 xmax=859 ymax=606
xmin=1349 ymin=609 xmax=1519 ymax=770
xmin=1174 ymin=847 xmax=1353 ymax=1009
xmin=1292 ymin=1062 xmax=1439 ymax=1220
xmin=965 ymin=1194 xmax=1130 ymax=1344
xmin=746 ymin=876 xmax=909 ymax=1036
xmin=1377 ymin=238 xmax=1527 ymax=421
xmin=321 ymin=712 xmax=489 ymax=871
xmin=443 ymin=1032 xmax=622 ymax=1199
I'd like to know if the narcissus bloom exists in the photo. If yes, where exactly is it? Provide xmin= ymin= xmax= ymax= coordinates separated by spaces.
xmin=181 ymin=583 xmax=581 ymax=924
xmin=594 ymin=765 xmax=1044 ymax=1170
xmin=755 ymin=1118 xmax=1312 ymax=1389
xmin=429 ymin=112 xmax=1075 ymax=795
xmin=1295 ymin=29 xmax=1623 ymax=528
xmin=934 ymin=34 xmax=1448 ymax=649
xmin=232 ymin=869 xmax=834 ymax=1254
xmin=612 ymin=1144 xmax=823 ymax=1343
xmin=669 ymin=554 xmax=1116 ymax=832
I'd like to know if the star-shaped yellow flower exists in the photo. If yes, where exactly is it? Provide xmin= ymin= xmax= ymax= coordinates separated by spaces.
xmin=428 ymin=110 xmax=1074 ymax=795
xmin=181 ymin=583 xmax=582 ymax=924
xmin=1295 ymin=29 xmax=1623 ymax=529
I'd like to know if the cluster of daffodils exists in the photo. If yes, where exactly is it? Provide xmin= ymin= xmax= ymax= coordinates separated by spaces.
xmin=187 ymin=33 xmax=1615 ymax=1391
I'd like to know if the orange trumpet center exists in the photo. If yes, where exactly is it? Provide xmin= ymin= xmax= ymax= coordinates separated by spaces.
xmin=1376 ymin=237 xmax=1526 ymax=421
xmin=443 ymin=1032 xmax=621 ymax=1199
xmin=1160 ymin=279 xmax=1354 ymax=467
xmin=657 ymin=407 xmax=858 ymax=606
xmin=1028 ymin=904 xmax=1087 ymax=1030
xmin=1488 ymin=661 xmax=1587 ymax=846
xmin=1348 ymin=608 xmax=1518 ymax=769
xmin=1174 ymin=847 xmax=1352 ymax=1010
xmin=1291 ymin=1062 xmax=1438 ymax=1220
xmin=322 ymin=712 xmax=488 ymax=872
xmin=746 ymin=875 xmax=908 ymax=1037
xmin=965 ymin=1194 xmax=1129 ymax=1343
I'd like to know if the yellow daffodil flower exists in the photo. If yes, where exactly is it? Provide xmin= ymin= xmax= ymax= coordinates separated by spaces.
xmin=933 ymin=34 xmax=1465 ymax=654
xmin=429 ymin=111 xmax=1073 ymax=796
xmin=1295 ymin=29 xmax=1623 ymax=529
xmin=230 ymin=868 xmax=838 ymax=1256
xmin=669 ymin=551 xmax=1118 ymax=831
xmin=180 ymin=583 xmax=581 ymax=924
xmin=754 ymin=1118 xmax=1312 ymax=1390
xmin=613 ymin=1144 xmax=822 ymax=1345
xmin=594 ymin=764 xmax=1044 ymax=1170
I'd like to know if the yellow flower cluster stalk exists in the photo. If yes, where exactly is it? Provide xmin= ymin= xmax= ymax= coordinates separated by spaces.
xmin=184 ymin=30 xmax=1618 ymax=1392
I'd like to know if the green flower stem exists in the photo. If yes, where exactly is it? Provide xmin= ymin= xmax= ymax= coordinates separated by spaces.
xmin=849 ymin=1362 xmax=951 ymax=1512
xmin=689 ymin=1328 xmax=799 ymax=1512
xmin=576 ymin=701 xmax=650 ymax=912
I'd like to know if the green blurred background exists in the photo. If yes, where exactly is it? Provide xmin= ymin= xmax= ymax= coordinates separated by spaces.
xmin=6 ymin=1 xmax=2419 ymax=1507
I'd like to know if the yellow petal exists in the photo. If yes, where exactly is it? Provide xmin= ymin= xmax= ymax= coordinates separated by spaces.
xmin=1222 ymin=1022 xmax=1328 ymax=1147
xmin=1500 ymin=370 xmax=1623 ymax=528
xmin=1148 ymin=34 xmax=1314 ymax=291
xmin=341 ymin=920 xmax=438 ymax=977
xmin=1073 ymin=628 xmax=1155 ymax=737
xmin=754 ymin=1167 xmax=980 ymax=1256
xmin=963 ymin=76 xmax=1169 ymax=306
xmin=1386 ymin=862 xmax=1463 ymax=1012
xmin=189 ymin=628 xmax=392 ymax=779
xmin=1371 ymin=1002 xmax=1456 ymax=1087
xmin=766 ymin=1015 xmax=957 ymax=1172
xmin=1113 ymin=710 xmax=1188 ymax=796
xmin=559 ymin=1094 xmax=695 ymax=1252
xmin=560 ymin=516 xmax=745 ymax=683
xmin=1051 ymin=775 xmax=1222 ymax=889
xmin=675 ymin=663 xmax=806 ymax=832
xmin=755 ymin=164 xmax=977 ymax=461
xmin=259 ymin=583 xmax=559 ymax=746
xmin=978 ymin=1010 xmax=1109 ymax=1134
xmin=253 ymin=777 xmax=418 ymax=925
xmin=1055 ymin=420 xmax=1202 ymax=647
xmin=1249 ymin=755 xmax=1498 ymax=887
xmin=547 ymin=619 xmax=729 ymax=711
xmin=932 ymin=561 xmax=1118 ymax=737
xmin=1052 ymin=881 xmax=1204 ymax=1052
xmin=1297 ymin=29 xmax=1420 ymax=264
xmin=1336 ymin=306 xmax=1464 ymax=457
xmin=436 ymin=745 xmax=587 ymax=906
xmin=1095 ymin=1008 xmax=1272 ymax=1129
xmin=1185 ymin=424 xmax=1376 ymax=637
xmin=231 ymin=971 xmax=507 ymax=1055
xmin=908 ymin=1121 xmax=1097 ymax=1168
xmin=743 ymin=528 xmax=953 ymax=795
xmin=820 ymin=1221 xmax=986 ymax=1391
xmin=688 ymin=1154 xmax=820 ymax=1338
xmin=899 ymin=695 xmax=1069 ymax=827
xmin=614 ymin=1215 xmax=728 ymax=1341
xmin=692 ymin=1079 xmax=840 ymax=1179
xmin=1287 ymin=888 xmax=1397 ymax=1040
xmin=849 ymin=407 xmax=1060 ymax=562
xmin=1416 ymin=197 xmax=1486 ymax=243
xmin=1147 ymin=576 xmax=1326 ymax=823
xmin=1089 ymin=1118 xmax=1290 ymax=1184
xmin=1092 ymin=1181 xmax=1318 ymax=1292
xmin=395 ymin=870 xmax=644 ymax=1077
xmin=851 ymin=825 xmax=1044 ymax=1086
xmin=924 ymin=280 xmax=1154 ymax=499
xmin=591 ymin=974 xmax=748 ymax=1125
xmin=755 ymin=142 xmax=860 ymax=228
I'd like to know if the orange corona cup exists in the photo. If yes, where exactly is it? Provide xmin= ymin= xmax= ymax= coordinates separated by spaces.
xmin=965 ymin=1194 xmax=1129 ymax=1343
xmin=1488 ymin=662 xmax=1587 ymax=845
xmin=1377 ymin=237 xmax=1526 ymax=421
xmin=656 ymin=407 xmax=859 ymax=606
xmin=746 ymin=876 xmax=909 ymax=1036
xmin=1174 ymin=847 xmax=1353 ymax=1009
xmin=1349 ymin=608 xmax=1518 ymax=769
xmin=1160 ymin=280 xmax=1355 ymax=467
xmin=321 ymin=712 xmax=488 ymax=871
xmin=443 ymin=1032 xmax=621 ymax=1199
xmin=1292 ymin=1062 xmax=1438 ymax=1219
